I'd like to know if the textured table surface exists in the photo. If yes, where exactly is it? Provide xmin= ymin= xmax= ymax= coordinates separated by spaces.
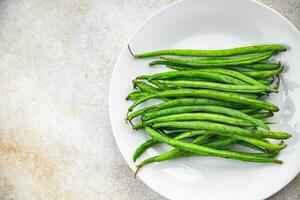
xmin=0 ymin=0 xmax=299 ymax=199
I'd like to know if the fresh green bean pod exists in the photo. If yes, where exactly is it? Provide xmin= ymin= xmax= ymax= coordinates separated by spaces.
xmin=152 ymin=126 xmax=286 ymax=151
xmin=143 ymin=105 xmax=266 ymax=129
xmin=157 ymin=61 xmax=281 ymax=71
xmin=251 ymin=112 xmax=273 ymax=119
xmin=135 ymin=136 xmax=237 ymax=171
xmin=159 ymin=52 xmax=273 ymax=67
xmin=162 ymin=80 xmax=269 ymax=93
xmin=242 ymin=66 xmax=284 ymax=79
xmin=128 ymin=89 xmax=279 ymax=112
xmin=145 ymin=127 xmax=283 ymax=163
xmin=153 ymin=121 xmax=290 ymax=140
xmin=133 ymin=130 xmax=213 ymax=162
xmin=149 ymin=80 xmax=170 ymax=90
xmin=126 ymin=98 xmax=246 ymax=121
xmin=134 ymin=81 xmax=159 ymax=93
xmin=143 ymin=113 xmax=257 ymax=127
xmin=194 ymin=68 xmax=275 ymax=91
xmin=131 ymin=44 xmax=286 ymax=58
xmin=138 ymin=71 xmax=247 ymax=85
xmin=126 ymin=91 xmax=149 ymax=100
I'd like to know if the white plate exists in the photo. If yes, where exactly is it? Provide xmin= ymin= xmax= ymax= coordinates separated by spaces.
xmin=109 ymin=0 xmax=300 ymax=199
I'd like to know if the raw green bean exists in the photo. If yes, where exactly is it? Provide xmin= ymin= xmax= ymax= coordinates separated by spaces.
xmin=193 ymin=68 xmax=275 ymax=91
xmin=143 ymin=105 xmax=266 ymax=129
xmin=153 ymin=126 xmax=286 ymax=151
xmin=145 ymin=127 xmax=283 ymax=163
xmin=134 ymin=81 xmax=159 ymax=93
xmin=152 ymin=121 xmax=290 ymax=140
xmin=242 ymin=66 xmax=284 ymax=79
xmin=138 ymin=71 xmax=247 ymax=85
xmin=159 ymin=52 xmax=273 ymax=67
xmin=149 ymin=80 xmax=170 ymax=90
xmin=126 ymin=98 xmax=246 ymax=121
xmin=126 ymin=91 xmax=149 ymax=100
xmin=128 ymin=89 xmax=279 ymax=112
xmin=157 ymin=61 xmax=281 ymax=71
xmin=135 ymin=137 xmax=237 ymax=172
xmin=162 ymin=80 xmax=269 ymax=93
xmin=143 ymin=113 xmax=257 ymax=127
xmin=133 ymin=130 xmax=213 ymax=162
xmin=240 ymin=62 xmax=281 ymax=70
xmin=130 ymin=44 xmax=286 ymax=58
xmin=251 ymin=112 xmax=273 ymax=119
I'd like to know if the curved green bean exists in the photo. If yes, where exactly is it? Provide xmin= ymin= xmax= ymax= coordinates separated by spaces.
xmin=251 ymin=112 xmax=273 ymax=119
xmin=145 ymin=127 xmax=283 ymax=163
xmin=130 ymin=44 xmax=285 ymax=58
xmin=149 ymin=80 xmax=170 ymax=90
xmin=126 ymin=91 xmax=149 ymax=100
xmin=134 ymin=81 xmax=159 ymax=93
xmin=242 ymin=66 xmax=284 ymax=79
xmin=135 ymin=137 xmax=237 ymax=172
xmin=133 ymin=130 xmax=213 ymax=162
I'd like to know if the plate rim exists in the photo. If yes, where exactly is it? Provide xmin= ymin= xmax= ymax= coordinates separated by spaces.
xmin=109 ymin=0 xmax=300 ymax=199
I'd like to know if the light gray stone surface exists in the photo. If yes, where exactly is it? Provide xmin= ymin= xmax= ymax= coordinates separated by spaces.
xmin=0 ymin=0 xmax=299 ymax=199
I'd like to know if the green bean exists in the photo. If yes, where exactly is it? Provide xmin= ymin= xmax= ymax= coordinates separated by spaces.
xmin=156 ymin=61 xmax=281 ymax=71
xmin=135 ymin=137 xmax=237 ymax=173
xmin=240 ymin=62 xmax=281 ymax=70
xmin=134 ymin=81 xmax=159 ymax=93
xmin=128 ymin=89 xmax=279 ymax=112
xmin=162 ymin=80 xmax=269 ymax=93
xmin=133 ymin=130 xmax=213 ymax=162
xmin=242 ymin=66 xmax=284 ymax=79
xmin=149 ymin=60 xmax=191 ymax=68
xmin=126 ymin=98 xmax=246 ymax=121
xmin=144 ymin=127 xmax=282 ymax=163
xmin=193 ymin=68 xmax=275 ymax=91
xmin=149 ymin=80 xmax=170 ymax=90
xmin=251 ymin=112 xmax=273 ymax=119
xmin=143 ymin=105 xmax=266 ymax=129
xmin=143 ymin=113 xmax=257 ymax=127
xmin=153 ymin=121 xmax=290 ymax=140
xmin=133 ymin=139 xmax=157 ymax=162
xmin=138 ymin=71 xmax=247 ymax=85
xmin=159 ymin=52 xmax=273 ymax=67
xmin=126 ymin=91 xmax=149 ymax=100
xmin=130 ymin=44 xmax=286 ymax=58
xmin=131 ymin=81 xmax=169 ymax=101
xmin=254 ymin=130 xmax=291 ymax=140
xmin=154 ymin=126 xmax=287 ymax=151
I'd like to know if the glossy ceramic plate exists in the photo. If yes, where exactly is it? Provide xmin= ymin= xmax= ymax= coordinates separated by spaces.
xmin=109 ymin=0 xmax=300 ymax=199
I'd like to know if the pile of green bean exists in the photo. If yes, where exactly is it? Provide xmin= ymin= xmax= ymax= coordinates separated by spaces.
xmin=126 ymin=44 xmax=291 ymax=177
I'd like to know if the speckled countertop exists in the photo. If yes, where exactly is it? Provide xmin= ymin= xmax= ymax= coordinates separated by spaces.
xmin=0 ymin=0 xmax=299 ymax=199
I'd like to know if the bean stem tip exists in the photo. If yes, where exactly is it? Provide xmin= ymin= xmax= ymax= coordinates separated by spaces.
xmin=128 ymin=44 xmax=137 ymax=58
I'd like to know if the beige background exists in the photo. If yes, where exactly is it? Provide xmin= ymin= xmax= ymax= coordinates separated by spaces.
xmin=0 ymin=0 xmax=299 ymax=199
